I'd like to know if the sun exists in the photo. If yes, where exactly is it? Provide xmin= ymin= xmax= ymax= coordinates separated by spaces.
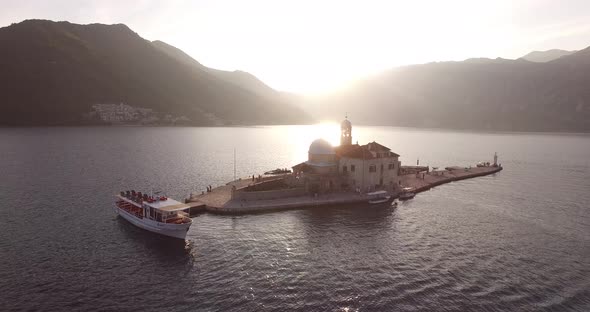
xmin=273 ymin=122 xmax=341 ymax=164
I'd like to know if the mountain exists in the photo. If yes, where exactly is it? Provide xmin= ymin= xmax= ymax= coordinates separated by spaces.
xmin=302 ymin=47 xmax=590 ymax=132
xmin=463 ymin=57 xmax=527 ymax=64
xmin=152 ymin=40 xmax=283 ymax=101
xmin=151 ymin=40 xmax=207 ymax=69
xmin=520 ymin=49 xmax=576 ymax=62
xmin=0 ymin=20 xmax=311 ymax=126
xmin=551 ymin=46 xmax=590 ymax=65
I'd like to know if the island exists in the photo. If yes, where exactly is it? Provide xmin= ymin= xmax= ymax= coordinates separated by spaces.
xmin=185 ymin=117 xmax=503 ymax=215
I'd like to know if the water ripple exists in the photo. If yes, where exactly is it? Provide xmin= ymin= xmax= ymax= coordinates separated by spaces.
xmin=1 ymin=127 xmax=589 ymax=311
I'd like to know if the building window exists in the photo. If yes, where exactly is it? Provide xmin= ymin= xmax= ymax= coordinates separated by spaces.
xmin=351 ymin=165 xmax=355 ymax=172
xmin=343 ymin=165 xmax=348 ymax=173
xmin=369 ymin=165 xmax=376 ymax=172
xmin=388 ymin=163 xmax=395 ymax=170
xmin=380 ymin=164 xmax=384 ymax=172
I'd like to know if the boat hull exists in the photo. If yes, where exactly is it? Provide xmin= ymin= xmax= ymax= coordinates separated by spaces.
xmin=368 ymin=196 xmax=394 ymax=205
xmin=399 ymin=193 xmax=415 ymax=201
xmin=115 ymin=206 xmax=191 ymax=239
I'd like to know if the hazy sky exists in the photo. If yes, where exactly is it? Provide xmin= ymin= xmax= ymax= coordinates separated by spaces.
xmin=2 ymin=0 xmax=590 ymax=93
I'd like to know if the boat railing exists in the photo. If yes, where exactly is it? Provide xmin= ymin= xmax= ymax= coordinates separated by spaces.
xmin=162 ymin=211 xmax=191 ymax=224
xmin=116 ymin=200 xmax=144 ymax=219
xmin=164 ymin=216 xmax=191 ymax=224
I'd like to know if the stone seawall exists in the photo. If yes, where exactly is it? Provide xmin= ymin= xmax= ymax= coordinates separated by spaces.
xmin=186 ymin=166 xmax=503 ymax=215
xmin=233 ymin=187 xmax=307 ymax=201
xmin=204 ymin=193 xmax=368 ymax=215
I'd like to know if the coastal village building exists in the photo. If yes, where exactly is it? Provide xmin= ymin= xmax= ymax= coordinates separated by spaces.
xmin=292 ymin=117 xmax=401 ymax=194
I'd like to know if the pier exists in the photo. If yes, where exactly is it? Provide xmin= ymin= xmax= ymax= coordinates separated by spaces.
xmin=400 ymin=165 xmax=503 ymax=194
xmin=185 ymin=165 xmax=502 ymax=215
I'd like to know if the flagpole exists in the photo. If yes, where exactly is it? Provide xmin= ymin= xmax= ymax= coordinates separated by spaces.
xmin=233 ymin=148 xmax=236 ymax=181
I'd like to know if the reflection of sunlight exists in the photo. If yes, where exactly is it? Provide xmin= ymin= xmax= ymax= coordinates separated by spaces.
xmin=267 ymin=123 xmax=341 ymax=165
xmin=307 ymin=122 xmax=340 ymax=146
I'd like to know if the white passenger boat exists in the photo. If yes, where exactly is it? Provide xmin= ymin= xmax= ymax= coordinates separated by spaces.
xmin=399 ymin=187 xmax=416 ymax=201
xmin=115 ymin=190 xmax=192 ymax=239
xmin=367 ymin=190 xmax=393 ymax=205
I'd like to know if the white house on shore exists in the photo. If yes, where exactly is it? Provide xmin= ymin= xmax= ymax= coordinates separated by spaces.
xmin=292 ymin=117 xmax=401 ymax=194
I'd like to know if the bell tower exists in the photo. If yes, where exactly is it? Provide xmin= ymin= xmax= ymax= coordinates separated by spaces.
xmin=340 ymin=115 xmax=352 ymax=146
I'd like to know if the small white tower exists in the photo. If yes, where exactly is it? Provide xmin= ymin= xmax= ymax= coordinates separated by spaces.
xmin=493 ymin=152 xmax=498 ymax=166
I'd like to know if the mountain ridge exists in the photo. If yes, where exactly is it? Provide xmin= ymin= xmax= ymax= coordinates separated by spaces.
xmin=0 ymin=19 xmax=310 ymax=126
xmin=298 ymin=46 xmax=590 ymax=132
xmin=520 ymin=49 xmax=576 ymax=63
xmin=152 ymin=40 xmax=286 ymax=102
xmin=2 ymin=19 xmax=588 ymax=132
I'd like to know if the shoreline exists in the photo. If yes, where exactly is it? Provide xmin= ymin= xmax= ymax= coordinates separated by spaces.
xmin=186 ymin=165 xmax=503 ymax=215
xmin=1 ymin=124 xmax=588 ymax=135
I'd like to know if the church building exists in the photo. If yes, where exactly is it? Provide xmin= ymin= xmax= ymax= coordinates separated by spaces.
xmin=292 ymin=117 xmax=401 ymax=194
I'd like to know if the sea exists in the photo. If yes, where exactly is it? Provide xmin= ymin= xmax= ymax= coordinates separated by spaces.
xmin=0 ymin=125 xmax=589 ymax=311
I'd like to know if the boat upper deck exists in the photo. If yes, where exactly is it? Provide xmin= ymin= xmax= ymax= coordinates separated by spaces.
xmin=116 ymin=195 xmax=190 ymax=212
xmin=145 ymin=198 xmax=190 ymax=212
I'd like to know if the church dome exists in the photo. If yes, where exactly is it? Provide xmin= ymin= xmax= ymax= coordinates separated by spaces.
xmin=309 ymin=139 xmax=335 ymax=155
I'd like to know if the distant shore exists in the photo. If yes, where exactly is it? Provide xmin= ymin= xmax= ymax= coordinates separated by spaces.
xmin=1 ymin=124 xmax=589 ymax=135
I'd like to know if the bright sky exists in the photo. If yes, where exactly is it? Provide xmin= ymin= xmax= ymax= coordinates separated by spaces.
xmin=2 ymin=0 xmax=590 ymax=93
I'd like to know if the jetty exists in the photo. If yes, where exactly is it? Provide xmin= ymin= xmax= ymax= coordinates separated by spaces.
xmin=185 ymin=164 xmax=502 ymax=215
xmin=399 ymin=165 xmax=503 ymax=194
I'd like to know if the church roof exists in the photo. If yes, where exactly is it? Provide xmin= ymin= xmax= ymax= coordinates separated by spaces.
xmin=292 ymin=161 xmax=336 ymax=173
xmin=334 ymin=143 xmax=359 ymax=154
xmin=341 ymin=146 xmax=375 ymax=159
xmin=292 ymin=162 xmax=312 ymax=172
xmin=366 ymin=141 xmax=391 ymax=152
xmin=335 ymin=141 xmax=400 ymax=159
xmin=309 ymin=139 xmax=335 ymax=155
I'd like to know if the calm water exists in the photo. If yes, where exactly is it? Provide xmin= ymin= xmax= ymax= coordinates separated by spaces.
xmin=1 ymin=126 xmax=589 ymax=311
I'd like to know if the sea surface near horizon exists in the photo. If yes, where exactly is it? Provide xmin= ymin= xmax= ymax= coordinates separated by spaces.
xmin=1 ymin=126 xmax=589 ymax=311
